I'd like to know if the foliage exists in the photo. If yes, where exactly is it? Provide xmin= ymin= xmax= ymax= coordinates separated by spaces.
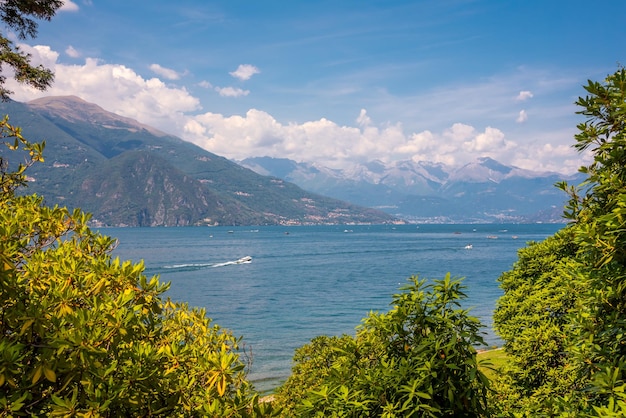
xmin=558 ymin=67 xmax=626 ymax=415
xmin=490 ymin=230 xmax=582 ymax=415
xmin=273 ymin=334 xmax=356 ymax=417
xmin=274 ymin=274 xmax=490 ymax=417
xmin=491 ymin=67 xmax=626 ymax=416
xmin=0 ymin=119 xmax=277 ymax=417
xmin=0 ymin=0 xmax=62 ymax=100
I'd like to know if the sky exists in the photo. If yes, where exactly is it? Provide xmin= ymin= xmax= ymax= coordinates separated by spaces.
xmin=5 ymin=0 xmax=626 ymax=174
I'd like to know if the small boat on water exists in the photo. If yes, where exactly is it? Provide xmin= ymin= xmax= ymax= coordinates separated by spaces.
xmin=464 ymin=244 xmax=473 ymax=250
xmin=211 ymin=256 xmax=252 ymax=268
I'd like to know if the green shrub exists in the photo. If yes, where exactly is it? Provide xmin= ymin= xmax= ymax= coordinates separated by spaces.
xmin=0 ymin=119 xmax=274 ymax=417
xmin=490 ymin=230 xmax=582 ymax=414
xmin=275 ymin=274 xmax=490 ymax=417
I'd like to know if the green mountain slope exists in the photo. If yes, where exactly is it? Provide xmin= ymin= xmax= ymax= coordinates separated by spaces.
xmin=0 ymin=96 xmax=397 ymax=226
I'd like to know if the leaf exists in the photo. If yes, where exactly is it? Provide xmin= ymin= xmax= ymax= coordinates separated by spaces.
xmin=32 ymin=365 xmax=43 ymax=384
xmin=217 ymin=376 xmax=227 ymax=397
xmin=44 ymin=366 xmax=57 ymax=382
xmin=51 ymin=394 xmax=67 ymax=407
xmin=416 ymin=391 xmax=431 ymax=399
xmin=19 ymin=318 xmax=35 ymax=336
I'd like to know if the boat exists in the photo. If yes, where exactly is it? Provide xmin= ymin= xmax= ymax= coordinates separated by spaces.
xmin=464 ymin=244 xmax=473 ymax=250
xmin=236 ymin=256 xmax=252 ymax=264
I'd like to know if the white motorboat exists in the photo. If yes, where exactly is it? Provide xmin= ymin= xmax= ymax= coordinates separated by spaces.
xmin=236 ymin=256 xmax=252 ymax=264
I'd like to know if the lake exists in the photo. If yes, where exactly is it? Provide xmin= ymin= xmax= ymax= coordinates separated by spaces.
xmin=106 ymin=223 xmax=563 ymax=392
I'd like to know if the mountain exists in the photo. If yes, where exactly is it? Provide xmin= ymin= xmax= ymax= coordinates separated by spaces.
xmin=1 ymin=96 xmax=398 ymax=226
xmin=239 ymin=156 xmax=586 ymax=223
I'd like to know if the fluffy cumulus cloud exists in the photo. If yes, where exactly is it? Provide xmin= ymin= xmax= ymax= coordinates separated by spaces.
xmin=4 ymin=44 xmax=585 ymax=174
xmin=513 ymin=142 xmax=585 ymax=174
xmin=516 ymin=109 xmax=528 ymax=123
xmin=183 ymin=108 xmax=530 ymax=170
xmin=60 ymin=1 xmax=79 ymax=12
xmin=149 ymin=64 xmax=183 ymax=80
xmin=65 ymin=45 xmax=80 ymax=58
xmin=6 ymin=45 xmax=200 ymax=133
xmin=215 ymin=86 xmax=249 ymax=97
xmin=516 ymin=90 xmax=534 ymax=101
xmin=356 ymin=108 xmax=371 ymax=127
xmin=229 ymin=64 xmax=260 ymax=81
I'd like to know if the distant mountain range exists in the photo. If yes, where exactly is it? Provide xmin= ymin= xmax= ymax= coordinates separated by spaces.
xmin=239 ymin=156 xmax=586 ymax=223
xmin=1 ymin=96 xmax=397 ymax=226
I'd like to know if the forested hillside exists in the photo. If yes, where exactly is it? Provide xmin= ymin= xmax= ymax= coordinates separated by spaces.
xmin=1 ymin=97 xmax=396 ymax=226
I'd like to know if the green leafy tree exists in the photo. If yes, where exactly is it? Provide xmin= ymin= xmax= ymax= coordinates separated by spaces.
xmin=273 ymin=334 xmax=356 ymax=417
xmin=492 ymin=67 xmax=626 ymax=416
xmin=557 ymin=67 xmax=626 ymax=416
xmin=0 ymin=121 xmax=277 ymax=417
xmin=490 ymin=229 xmax=582 ymax=415
xmin=275 ymin=275 xmax=490 ymax=417
xmin=0 ymin=0 xmax=62 ymax=100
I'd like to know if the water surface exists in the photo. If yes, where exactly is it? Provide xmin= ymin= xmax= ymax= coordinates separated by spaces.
xmin=108 ymin=223 xmax=562 ymax=392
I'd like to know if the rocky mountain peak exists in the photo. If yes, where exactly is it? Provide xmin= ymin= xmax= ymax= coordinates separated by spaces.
xmin=27 ymin=95 xmax=167 ymax=137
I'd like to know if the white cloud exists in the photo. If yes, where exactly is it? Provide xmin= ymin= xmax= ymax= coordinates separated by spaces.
xmin=215 ymin=86 xmax=250 ymax=97
xmin=6 ymin=46 xmax=200 ymax=133
xmin=60 ymin=1 xmax=79 ymax=12
xmin=3 ymin=44 xmax=585 ymax=174
xmin=149 ymin=63 xmax=182 ymax=80
xmin=464 ymin=126 xmax=512 ymax=152
xmin=516 ymin=90 xmax=534 ymax=101
xmin=198 ymin=80 xmax=213 ymax=88
xmin=65 ymin=45 xmax=80 ymax=58
xmin=24 ymin=44 xmax=60 ymax=68
xmin=229 ymin=64 xmax=260 ymax=81
xmin=356 ymin=108 xmax=371 ymax=127
xmin=516 ymin=109 xmax=528 ymax=123
xmin=183 ymin=108 xmax=530 ymax=170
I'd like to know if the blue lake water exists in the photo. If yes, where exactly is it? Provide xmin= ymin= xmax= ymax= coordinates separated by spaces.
xmin=106 ymin=223 xmax=563 ymax=393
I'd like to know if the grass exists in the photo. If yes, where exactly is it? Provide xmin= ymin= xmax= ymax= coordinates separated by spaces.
xmin=478 ymin=348 xmax=509 ymax=381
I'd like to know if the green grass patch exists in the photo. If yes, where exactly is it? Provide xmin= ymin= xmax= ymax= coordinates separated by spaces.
xmin=478 ymin=348 xmax=509 ymax=381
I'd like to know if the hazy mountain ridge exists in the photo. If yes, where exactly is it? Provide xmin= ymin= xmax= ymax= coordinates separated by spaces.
xmin=239 ymin=156 xmax=585 ymax=223
xmin=1 ymin=96 xmax=397 ymax=226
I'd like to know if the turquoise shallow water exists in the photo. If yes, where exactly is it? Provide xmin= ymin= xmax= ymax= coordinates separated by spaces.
xmin=107 ymin=223 xmax=562 ymax=392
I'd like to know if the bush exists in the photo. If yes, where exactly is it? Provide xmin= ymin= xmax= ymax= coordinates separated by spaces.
xmin=490 ymin=229 xmax=582 ymax=414
xmin=274 ymin=274 xmax=490 ymax=417
xmin=0 ymin=118 xmax=274 ymax=417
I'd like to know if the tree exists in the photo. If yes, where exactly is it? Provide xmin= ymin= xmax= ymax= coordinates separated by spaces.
xmin=0 ymin=0 xmax=62 ymax=100
xmin=558 ymin=67 xmax=626 ymax=415
xmin=0 ymin=121 xmax=277 ymax=417
xmin=272 ymin=334 xmax=356 ymax=417
xmin=492 ymin=67 xmax=626 ymax=416
xmin=274 ymin=275 xmax=490 ymax=417
xmin=491 ymin=229 xmax=582 ymax=415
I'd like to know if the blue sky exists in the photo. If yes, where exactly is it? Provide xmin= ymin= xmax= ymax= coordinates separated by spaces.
xmin=8 ymin=0 xmax=626 ymax=173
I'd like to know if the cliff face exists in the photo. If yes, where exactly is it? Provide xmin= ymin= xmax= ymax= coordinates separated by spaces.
xmin=3 ymin=96 xmax=397 ymax=226
xmin=78 ymin=151 xmax=226 ymax=226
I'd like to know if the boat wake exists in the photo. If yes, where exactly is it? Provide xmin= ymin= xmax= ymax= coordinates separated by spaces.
xmin=211 ymin=256 xmax=252 ymax=267
xmin=163 ymin=256 xmax=252 ymax=270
